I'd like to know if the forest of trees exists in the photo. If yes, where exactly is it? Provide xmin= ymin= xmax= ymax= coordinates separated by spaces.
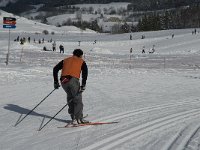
xmin=136 ymin=3 xmax=200 ymax=31
xmin=2 ymin=0 xmax=200 ymax=14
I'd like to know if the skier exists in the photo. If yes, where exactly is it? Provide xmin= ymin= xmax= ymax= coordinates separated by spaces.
xmin=149 ymin=45 xmax=155 ymax=54
xmin=142 ymin=46 xmax=145 ymax=53
xmin=52 ymin=41 xmax=56 ymax=51
xmin=53 ymin=49 xmax=89 ymax=125
xmin=130 ymin=34 xmax=132 ymax=40
xmin=130 ymin=48 xmax=133 ymax=60
xmin=59 ymin=44 xmax=64 ymax=53
xmin=172 ymin=34 xmax=174 ymax=39
xmin=28 ymin=37 xmax=30 ymax=43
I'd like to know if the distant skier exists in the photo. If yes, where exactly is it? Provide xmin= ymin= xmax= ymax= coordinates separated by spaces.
xmin=130 ymin=48 xmax=133 ymax=60
xmin=52 ymin=41 xmax=56 ymax=51
xmin=130 ymin=34 xmax=132 ymax=40
xmin=59 ymin=45 xmax=64 ymax=53
xmin=142 ymin=46 xmax=145 ymax=53
xmin=149 ymin=45 xmax=155 ymax=54
xmin=28 ymin=37 xmax=30 ymax=43
xmin=152 ymin=45 xmax=155 ymax=53
xmin=172 ymin=34 xmax=174 ymax=39
xmin=43 ymin=46 xmax=47 ymax=51
xmin=53 ymin=49 xmax=89 ymax=125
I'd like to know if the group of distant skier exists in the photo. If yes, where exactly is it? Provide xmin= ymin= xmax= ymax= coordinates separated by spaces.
xmin=14 ymin=35 xmax=66 ymax=53
xmin=129 ymin=45 xmax=155 ymax=56
xmin=51 ymin=41 xmax=64 ymax=53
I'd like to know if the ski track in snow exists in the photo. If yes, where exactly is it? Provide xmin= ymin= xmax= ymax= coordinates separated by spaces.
xmin=162 ymin=123 xmax=200 ymax=150
xmin=47 ymin=99 xmax=200 ymax=150
xmin=81 ymin=109 xmax=200 ymax=150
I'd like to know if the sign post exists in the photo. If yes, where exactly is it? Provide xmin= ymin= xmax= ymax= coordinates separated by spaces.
xmin=3 ymin=17 xmax=16 ymax=65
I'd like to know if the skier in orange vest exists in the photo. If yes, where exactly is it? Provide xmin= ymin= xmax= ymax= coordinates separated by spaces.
xmin=53 ymin=49 xmax=89 ymax=125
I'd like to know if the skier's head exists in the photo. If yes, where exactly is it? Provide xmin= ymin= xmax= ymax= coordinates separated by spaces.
xmin=73 ymin=49 xmax=83 ymax=57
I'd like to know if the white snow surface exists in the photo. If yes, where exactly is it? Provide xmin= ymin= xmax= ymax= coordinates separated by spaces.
xmin=1 ymin=11 xmax=200 ymax=150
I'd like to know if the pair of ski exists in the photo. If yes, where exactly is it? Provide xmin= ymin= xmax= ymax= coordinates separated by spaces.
xmin=58 ymin=121 xmax=118 ymax=128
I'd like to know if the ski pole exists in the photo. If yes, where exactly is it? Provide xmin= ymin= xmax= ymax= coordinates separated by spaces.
xmin=14 ymin=88 xmax=56 ymax=126
xmin=38 ymin=103 xmax=68 ymax=131
xmin=38 ymin=92 xmax=82 ymax=131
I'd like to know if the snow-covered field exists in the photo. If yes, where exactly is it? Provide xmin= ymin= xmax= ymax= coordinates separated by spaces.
xmin=1 ymin=11 xmax=200 ymax=150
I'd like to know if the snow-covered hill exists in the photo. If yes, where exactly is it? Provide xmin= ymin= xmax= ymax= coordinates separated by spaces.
xmin=19 ymin=2 xmax=131 ymax=33
xmin=0 ymin=10 xmax=96 ymax=34
xmin=1 ymin=9 xmax=200 ymax=150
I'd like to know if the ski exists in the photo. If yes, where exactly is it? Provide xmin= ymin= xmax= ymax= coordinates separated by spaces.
xmin=58 ymin=121 xmax=119 ymax=128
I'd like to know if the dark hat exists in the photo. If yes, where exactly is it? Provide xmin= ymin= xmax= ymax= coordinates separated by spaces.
xmin=73 ymin=49 xmax=83 ymax=57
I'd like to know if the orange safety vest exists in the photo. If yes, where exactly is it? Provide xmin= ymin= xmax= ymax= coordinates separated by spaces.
xmin=61 ymin=56 xmax=84 ymax=79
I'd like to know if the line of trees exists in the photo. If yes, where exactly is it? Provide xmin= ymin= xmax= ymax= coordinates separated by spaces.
xmin=58 ymin=19 xmax=102 ymax=33
xmin=2 ymin=0 xmax=199 ymax=14
xmin=137 ymin=4 xmax=200 ymax=31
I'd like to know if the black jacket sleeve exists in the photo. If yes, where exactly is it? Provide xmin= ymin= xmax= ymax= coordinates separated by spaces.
xmin=81 ymin=61 xmax=88 ymax=86
xmin=53 ymin=60 xmax=63 ymax=83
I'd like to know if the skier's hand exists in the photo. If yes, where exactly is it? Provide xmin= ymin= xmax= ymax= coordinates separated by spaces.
xmin=80 ymin=85 xmax=86 ymax=92
xmin=54 ymin=82 xmax=60 ymax=89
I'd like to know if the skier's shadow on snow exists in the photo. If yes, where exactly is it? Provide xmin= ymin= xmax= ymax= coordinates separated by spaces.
xmin=4 ymin=104 xmax=71 ymax=123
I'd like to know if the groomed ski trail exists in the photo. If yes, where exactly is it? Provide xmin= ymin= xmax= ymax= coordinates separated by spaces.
xmin=81 ymin=108 xmax=200 ymax=150
xmin=162 ymin=123 xmax=200 ymax=150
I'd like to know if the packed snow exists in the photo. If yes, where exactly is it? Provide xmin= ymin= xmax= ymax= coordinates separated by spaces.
xmin=1 ymin=10 xmax=200 ymax=150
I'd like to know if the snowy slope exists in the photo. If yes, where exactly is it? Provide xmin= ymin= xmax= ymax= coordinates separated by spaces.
xmin=0 ymin=10 xmax=96 ymax=34
xmin=1 ymin=11 xmax=200 ymax=150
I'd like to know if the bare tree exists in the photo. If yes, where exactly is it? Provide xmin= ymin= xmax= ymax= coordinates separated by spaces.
xmin=76 ymin=10 xmax=82 ymax=22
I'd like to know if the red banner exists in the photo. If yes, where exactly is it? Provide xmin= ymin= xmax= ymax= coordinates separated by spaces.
xmin=3 ymin=20 xmax=16 ymax=25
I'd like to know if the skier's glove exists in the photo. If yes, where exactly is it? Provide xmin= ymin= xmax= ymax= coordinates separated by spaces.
xmin=80 ymin=85 xmax=86 ymax=92
xmin=54 ymin=82 xmax=60 ymax=89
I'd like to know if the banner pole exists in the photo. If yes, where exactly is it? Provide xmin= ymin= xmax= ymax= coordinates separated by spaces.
xmin=6 ymin=28 xmax=11 ymax=65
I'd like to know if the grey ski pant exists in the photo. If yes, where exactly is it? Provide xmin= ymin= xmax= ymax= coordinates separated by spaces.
xmin=61 ymin=77 xmax=83 ymax=120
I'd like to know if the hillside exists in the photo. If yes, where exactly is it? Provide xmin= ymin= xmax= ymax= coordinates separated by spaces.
xmin=1 ymin=9 xmax=200 ymax=149
xmin=0 ymin=10 xmax=96 ymax=34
